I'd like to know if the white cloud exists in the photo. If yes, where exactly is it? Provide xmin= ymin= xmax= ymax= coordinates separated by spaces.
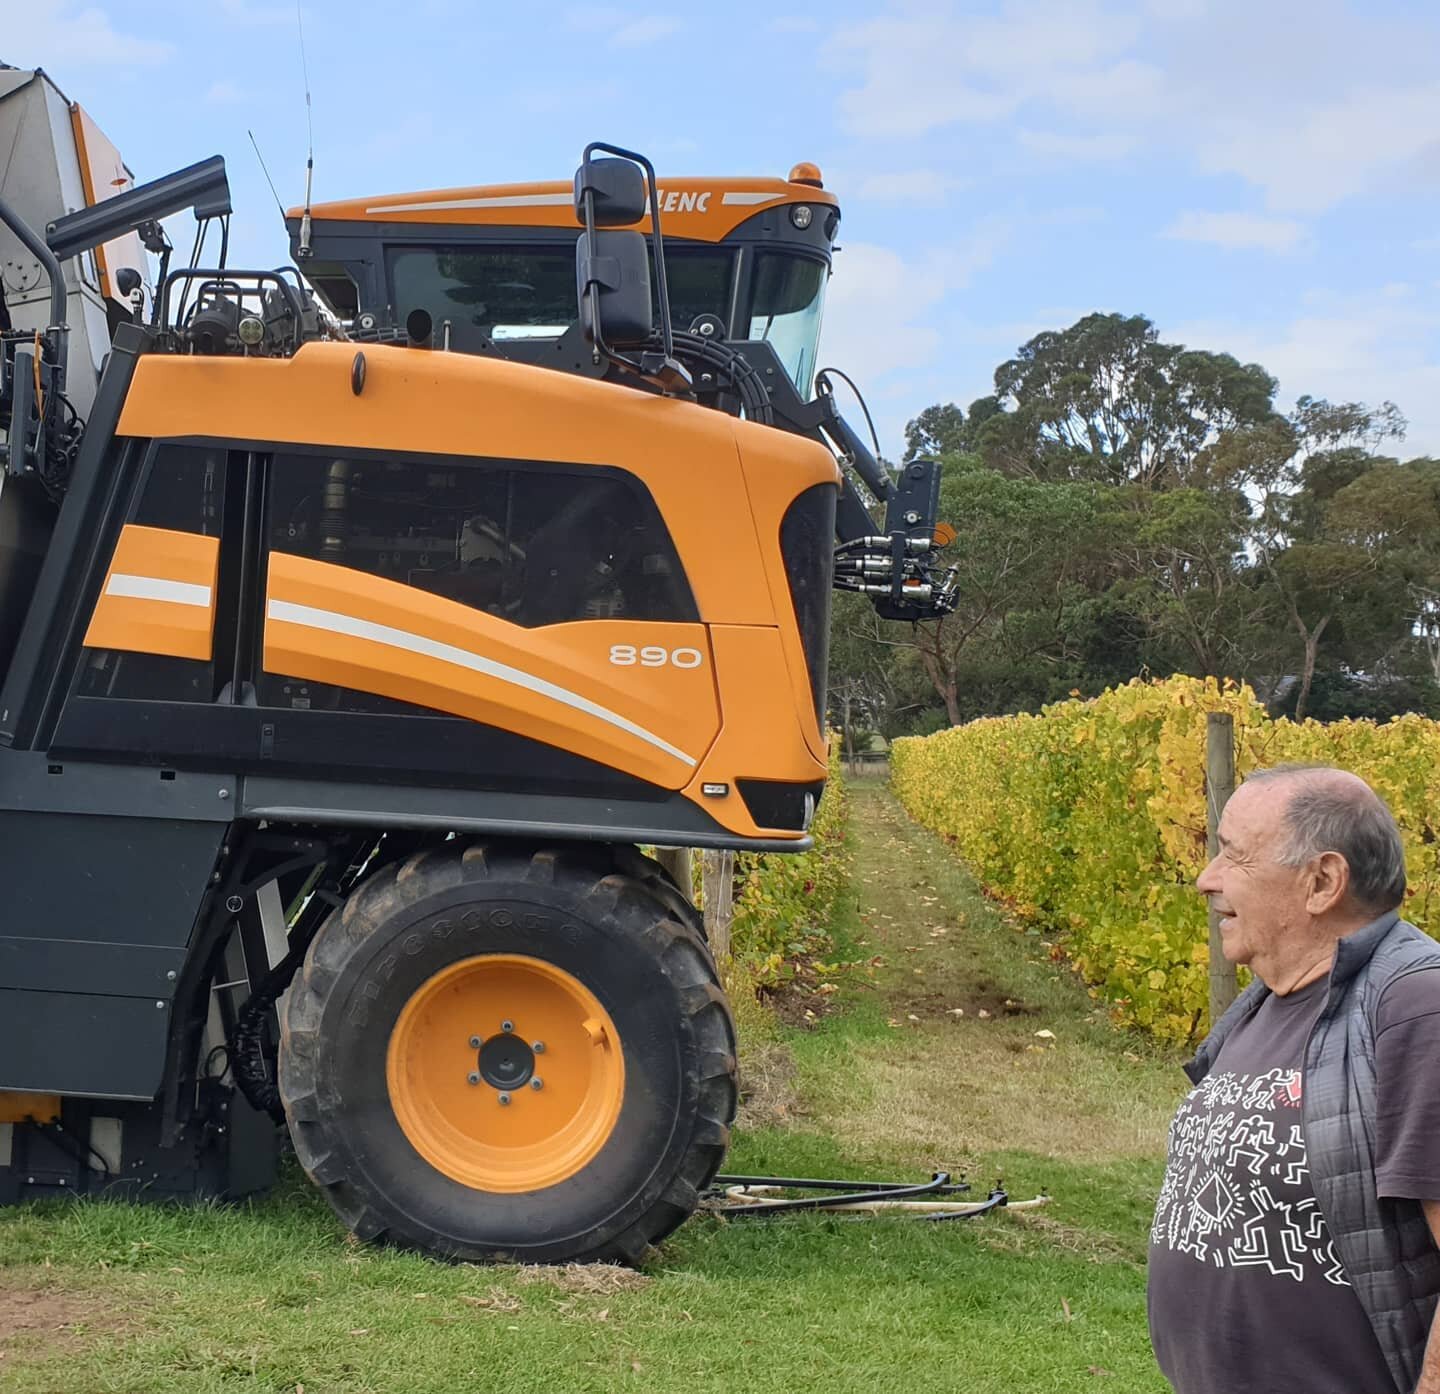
xmin=849 ymin=169 xmax=968 ymax=206
xmin=827 ymin=0 xmax=1440 ymax=215
xmin=7 ymin=0 xmax=173 ymax=67
xmin=1017 ymin=129 xmax=1136 ymax=161
xmin=205 ymin=80 xmax=245 ymax=105
xmin=827 ymin=1 xmax=1141 ymax=139
xmin=828 ymin=10 xmax=1021 ymax=137
xmin=609 ymin=15 xmax=681 ymax=46
xmin=1165 ymin=211 xmax=1306 ymax=253
xmin=1195 ymin=82 xmax=1440 ymax=214
xmin=1170 ymin=288 xmax=1440 ymax=458
xmin=564 ymin=6 xmax=625 ymax=32
xmin=818 ymin=227 xmax=1010 ymax=455
xmin=563 ymin=8 xmax=680 ymax=47
xmin=216 ymin=0 xmax=294 ymax=26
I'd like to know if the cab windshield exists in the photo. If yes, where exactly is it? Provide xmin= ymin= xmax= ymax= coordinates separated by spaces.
xmin=747 ymin=253 xmax=827 ymax=398
xmin=389 ymin=244 xmax=733 ymax=350
xmin=387 ymin=243 xmax=827 ymax=395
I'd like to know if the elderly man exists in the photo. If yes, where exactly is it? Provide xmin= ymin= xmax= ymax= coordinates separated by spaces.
xmin=1149 ymin=765 xmax=1440 ymax=1394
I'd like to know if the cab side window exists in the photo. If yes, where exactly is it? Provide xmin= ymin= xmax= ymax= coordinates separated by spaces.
xmin=260 ymin=449 xmax=696 ymax=714
xmin=266 ymin=451 xmax=694 ymax=628
xmin=75 ymin=442 xmax=229 ymax=702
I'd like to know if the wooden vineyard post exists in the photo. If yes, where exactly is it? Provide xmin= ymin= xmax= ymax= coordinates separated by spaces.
xmin=701 ymin=850 xmax=736 ymax=963
xmin=1206 ymin=712 xmax=1238 ymax=1023
xmin=653 ymin=846 xmax=694 ymax=902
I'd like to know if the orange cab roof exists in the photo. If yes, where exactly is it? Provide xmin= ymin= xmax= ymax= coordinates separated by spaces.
xmin=291 ymin=175 xmax=839 ymax=245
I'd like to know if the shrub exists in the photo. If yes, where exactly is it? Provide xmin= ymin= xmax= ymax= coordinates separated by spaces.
xmin=891 ymin=676 xmax=1440 ymax=1041
xmin=730 ymin=741 xmax=851 ymax=986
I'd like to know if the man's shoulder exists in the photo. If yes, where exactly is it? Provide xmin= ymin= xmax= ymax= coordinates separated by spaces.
xmin=1374 ymin=942 xmax=1440 ymax=1036
xmin=1365 ymin=919 xmax=1440 ymax=978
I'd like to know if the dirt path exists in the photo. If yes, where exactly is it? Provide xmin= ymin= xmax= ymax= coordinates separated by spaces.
xmin=788 ymin=780 xmax=1183 ymax=1186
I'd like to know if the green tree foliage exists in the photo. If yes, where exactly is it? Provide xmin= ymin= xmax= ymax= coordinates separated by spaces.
xmin=976 ymin=313 xmax=1278 ymax=487
xmin=902 ymin=403 xmax=969 ymax=460
xmin=833 ymin=312 xmax=1434 ymax=729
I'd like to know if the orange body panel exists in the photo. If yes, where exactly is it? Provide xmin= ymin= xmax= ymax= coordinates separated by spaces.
xmin=118 ymin=344 xmax=839 ymax=626
xmin=293 ymin=176 xmax=838 ymax=244
xmin=684 ymin=626 xmax=828 ymax=831
xmin=116 ymin=344 xmax=838 ymax=842
xmin=266 ymin=553 xmax=719 ymax=791
xmin=83 ymin=524 xmax=219 ymax=661
xmin=734 ymin=418 xmax=835 ymax=766
xmin=0 ymin=1093 xmax=60 ymax=1124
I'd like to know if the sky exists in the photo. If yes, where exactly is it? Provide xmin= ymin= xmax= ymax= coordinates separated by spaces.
xmin=11 ymin=0 xmax=1440 ymax=460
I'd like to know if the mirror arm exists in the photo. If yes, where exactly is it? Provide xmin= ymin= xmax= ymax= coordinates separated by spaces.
xmin=582 ymin=141 xmax=677 ymax=365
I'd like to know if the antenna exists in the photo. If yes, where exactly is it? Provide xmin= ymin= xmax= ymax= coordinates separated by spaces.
xmin=248 ymin=130 xmax=287 ymax=222
xmin=295 ymin=0 xmax=315 ymax=260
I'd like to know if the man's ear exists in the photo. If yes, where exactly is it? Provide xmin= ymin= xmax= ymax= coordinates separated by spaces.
xmin=1305 ymin=850 xmax=1351 ymax=917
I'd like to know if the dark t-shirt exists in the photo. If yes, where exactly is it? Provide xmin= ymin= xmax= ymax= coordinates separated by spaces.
xmin=1148 ymin=965 xmax=1440 ymax=1394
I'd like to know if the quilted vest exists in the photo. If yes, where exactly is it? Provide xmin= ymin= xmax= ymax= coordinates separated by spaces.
xmin=1184 ymin=912 xmax=1440 ymax=1394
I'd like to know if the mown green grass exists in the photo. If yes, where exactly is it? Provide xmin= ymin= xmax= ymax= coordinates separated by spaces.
xmin=0 ymin=781 xmax=1182 ymax=1394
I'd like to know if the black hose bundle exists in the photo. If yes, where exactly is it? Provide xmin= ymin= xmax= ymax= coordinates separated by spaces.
xmin=230 ymin=927 xmax=320 ymax=1121
xmin=648 ymin=329 xmax=775 ymax=425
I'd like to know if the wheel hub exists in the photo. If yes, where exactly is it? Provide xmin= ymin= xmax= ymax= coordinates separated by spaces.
xmin=478 ymin=1032 xmax=534 ymax=1091
xmin=386 ymin=953 xmax=625 ymax=1193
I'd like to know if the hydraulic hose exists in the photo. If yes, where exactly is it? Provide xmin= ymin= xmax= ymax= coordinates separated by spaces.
xmin=656 ymin=329 xmax=774 ymax=424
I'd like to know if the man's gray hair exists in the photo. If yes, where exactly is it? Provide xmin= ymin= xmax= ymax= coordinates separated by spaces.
xmin=1245 ymin=765 xmax=1407 ymax=912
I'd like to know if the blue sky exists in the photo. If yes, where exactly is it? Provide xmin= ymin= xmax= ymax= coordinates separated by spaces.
xmin=13 ymin=0 xmax=1440 ymax=459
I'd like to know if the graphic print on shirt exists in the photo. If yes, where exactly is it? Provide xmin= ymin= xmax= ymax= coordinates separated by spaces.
xmin=1150 ymin=1069 xmax=1349 ymax=1286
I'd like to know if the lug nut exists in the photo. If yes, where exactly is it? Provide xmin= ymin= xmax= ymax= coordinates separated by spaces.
xmin=469 ymin=1035 xmax=482 ymax=1049
xmin=530 ymin=1077 xmax=543 ymax=1091
xmin=498 ymin=1092 xmax=511 ymax=1106
xmin=501 ymin=1020 xmax=514 ymax=1033
xmin=532 ymin=1041 xmax=545 ymax=1054
xmin=467 ymin=1072 xmax=480 ymax=1086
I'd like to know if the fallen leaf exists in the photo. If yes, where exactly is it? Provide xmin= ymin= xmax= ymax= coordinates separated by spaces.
xmin=907 ymin=1013 xmax=920 ymax=1022
xmin=947 ymin=1007 xmax=965 ymax=1017
xmin=1088 ymin=1367 xmax=1114 ymax=1377
xmin=977 ymin=1009 xmax=991 ymax=1019
xmin=1034 ymin=1029 xmax=1056 ymax=1040
xmin=1061 ymin=1297 xmax=1073 ymax=1322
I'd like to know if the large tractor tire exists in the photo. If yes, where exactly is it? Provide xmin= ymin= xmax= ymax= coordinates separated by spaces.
xmin=278 ymin=842 xmax=736 ymax=1264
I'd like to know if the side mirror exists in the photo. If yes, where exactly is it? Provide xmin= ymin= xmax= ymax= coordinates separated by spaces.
xmin=576 ymin=229 xmax=652 ymax=346
xmin=573 ymin=157 xmax=646 ymax=227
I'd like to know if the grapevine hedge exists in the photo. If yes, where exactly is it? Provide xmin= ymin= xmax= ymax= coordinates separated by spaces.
xmin=891 ymin=676 xmax=1440 ymax=1042
xmin=731 ymin=741 xmax=851 ymax=984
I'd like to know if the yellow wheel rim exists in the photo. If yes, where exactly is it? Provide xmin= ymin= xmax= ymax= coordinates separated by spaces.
xmin=385 ymin=954 xmax=625 ymax=1193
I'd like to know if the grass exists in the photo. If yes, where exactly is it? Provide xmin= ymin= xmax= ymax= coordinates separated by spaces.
xmin=0 ymin=781 xmax=1185 ymax=1394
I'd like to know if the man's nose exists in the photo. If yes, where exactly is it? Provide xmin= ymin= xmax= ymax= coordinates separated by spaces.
xmin=1196 ymin=858 xmax=1220 ymax=894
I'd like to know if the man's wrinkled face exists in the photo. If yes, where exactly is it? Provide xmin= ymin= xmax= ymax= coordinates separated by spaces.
xmin=1195 ymin=781 xmax=1312 ymax=967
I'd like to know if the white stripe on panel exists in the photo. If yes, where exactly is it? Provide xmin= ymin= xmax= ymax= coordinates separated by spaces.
xmin=266 ymin=599 xmax=697 ymax=767
xmin=367 ymin=193 xmax=576 ymax=215
xmin=721 ymin=192 xmax=783 ymax=206
xmin=106 ymin=573 xmax=212 ymax=608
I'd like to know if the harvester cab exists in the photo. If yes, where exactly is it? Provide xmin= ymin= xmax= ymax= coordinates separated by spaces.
xmin=0 ymin=113 xmax=950 ymax=1264
xmin=289 ymin=150 xmax=958 ymax=623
